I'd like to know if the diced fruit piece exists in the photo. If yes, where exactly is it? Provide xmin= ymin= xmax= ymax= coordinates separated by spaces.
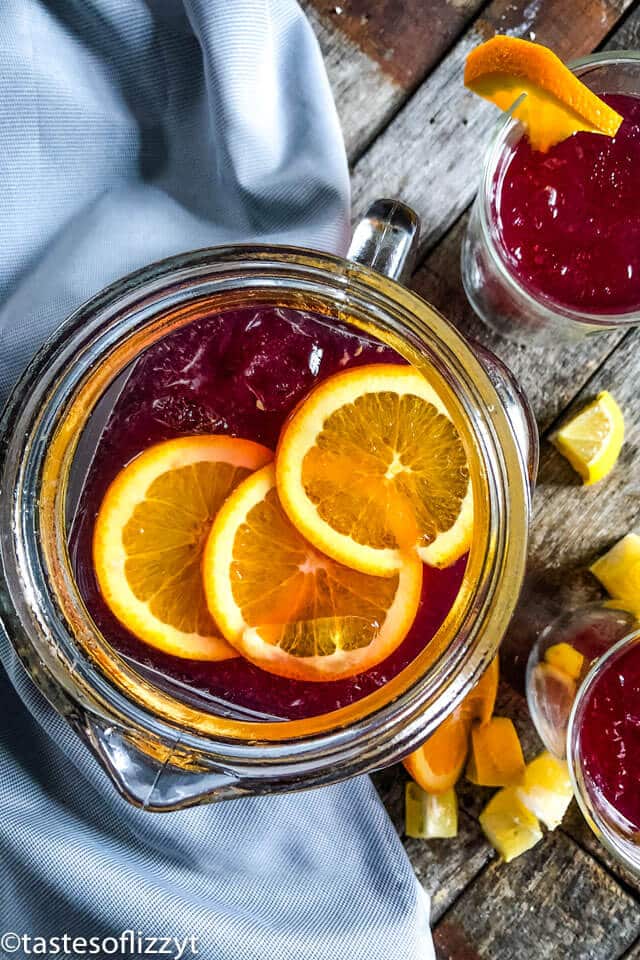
xmin=93 ymin=435 xmax=273 ymax=660
xmin=479 ymin=786 xmax=543 ymax=862
xmin=467 ymin=717 xmax=525 ymax=787
xmin=405 ymin=781 xmax=458 ymax=839
xmin=516 ymin=751 xmax=573 ymax=830
xmin=590 ymin=533 xmax=640 ymax=616
xmin=551 ymin=391 xmax=624 ymax=486
xmin=465 ymin=36 xmax=623 ymax=153
xmin=528 ymin=663 xmax=576 ymax=760
xmin=203 ymin=464 xmax=422 ymax=681
xmin=461 ymin=656 xmax=499 ymax=725
xmin=275 ymin=363 xmax=473 ymax=576
xmin=544 ymin=642 xmax=585 ymax=682
xmin=403 ymin=708 xmax=471 ymax=794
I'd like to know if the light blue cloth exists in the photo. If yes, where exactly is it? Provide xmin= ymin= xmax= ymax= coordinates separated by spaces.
xmin=0 ymin=2 xmax=434 ymax=958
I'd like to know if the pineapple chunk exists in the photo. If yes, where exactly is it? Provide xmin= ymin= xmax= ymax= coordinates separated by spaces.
xmin=544 ymin=642 xmax=585 ymax=682
xmin=590 ymin=533 xmax=640 ymax=616
xmin=516 ymin=751 xmax=573 ymax=830
xmin=405 ymin=781 xmax=458 ymax=839
xmin=466 ymin=717 xmax=525 ymax=787
xmin=479 ymin=787 xmax=543 ymax=862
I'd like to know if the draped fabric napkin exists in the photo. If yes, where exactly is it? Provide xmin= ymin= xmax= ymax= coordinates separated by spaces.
xmin=0 ymin=2 xmax=435 ymax=958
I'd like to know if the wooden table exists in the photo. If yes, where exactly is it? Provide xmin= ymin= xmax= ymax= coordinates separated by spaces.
xmin=301 ymin=1 xmax=640 ymax=956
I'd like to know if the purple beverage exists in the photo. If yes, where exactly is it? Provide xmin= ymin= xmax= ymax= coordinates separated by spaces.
xmin=70 ymin=305 xmax=466 ymax=721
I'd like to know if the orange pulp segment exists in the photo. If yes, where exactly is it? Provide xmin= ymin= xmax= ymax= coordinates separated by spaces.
xmin=93 ymin=435 xmax=273 ymax=660
xmin=203 ymin=463 xmax=422 ymax=682
xmin=276 ymin=364 xmax=473 ymax=577
xmin=460 ymin=656 xmax=499 ymax=725
xmin=403 ymin=707 xmax=472 ymax=794
xmin=466 ymin=716 xmax=525 ymax=787
xmin=464 ymin=36 xmax=623 ymax=152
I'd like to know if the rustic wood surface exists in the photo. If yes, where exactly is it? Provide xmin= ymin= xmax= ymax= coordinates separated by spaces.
xmin=303 ymin=0 xmax=640 ymax=955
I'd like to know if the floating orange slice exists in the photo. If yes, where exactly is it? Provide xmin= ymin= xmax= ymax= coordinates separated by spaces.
xmin=464 ymin=36 xmax=623 ymax=152
xmin=203 ymin=464 xmax=422 ymax=682
xmin=93 ymin=435 xmax=272 ymax=660
xmin=276 ymin=364 xmax=473 ymax=577
xmin=403 ymin=708 xmax=471 ymax=794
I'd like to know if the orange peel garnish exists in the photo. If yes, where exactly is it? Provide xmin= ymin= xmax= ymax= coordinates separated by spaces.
xmin=465 ymin=36 xmax=623 ymax=152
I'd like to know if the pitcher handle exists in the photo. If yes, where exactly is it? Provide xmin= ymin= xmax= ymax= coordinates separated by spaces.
xmin=347 ymin=199 xmax=420 ymax=284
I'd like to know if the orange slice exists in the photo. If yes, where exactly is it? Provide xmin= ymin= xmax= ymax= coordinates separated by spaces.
xmin=466 ymin=716 xmax=525 ymax=787
xmin=93 ymin=435 xmax=272 ymax=660
xmin=203 ymin=464 xmax=422 ymax=682
xmin=276 ymin=364 xmax=473 ymax=577
xmin=403 ymin=707 xmax=471 ymax=794
xmin=464 ymin=36 xmax=623 ymax=152
xmin=460 ymin=655 xmax=499 ymax=726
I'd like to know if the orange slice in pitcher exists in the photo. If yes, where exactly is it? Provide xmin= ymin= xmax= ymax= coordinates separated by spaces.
xmin=276 ymin=364 xmax=473 ymax=577
xmin=203 ymin=464 xmax=422 ymax=682
xmin=93 ymin=435 xmax=273 ymax=661
xmin=464 ymin=36 xmax=623 ymax=152
xmin=403 ymin=707 xmax=471 ymax=794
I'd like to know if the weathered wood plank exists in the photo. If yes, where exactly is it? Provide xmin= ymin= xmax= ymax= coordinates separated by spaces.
xmin=562 ymin=802 xmax=640 ymax=898
xmin=433 ymin=830 xmax=640 ymax=960
xmin=302 ymin=0 xmax=486 ymax=160
xmin=374 ymin=767 xmax=494 ymax=922
xmin=350 ymin=0 xmax=634 ymax=251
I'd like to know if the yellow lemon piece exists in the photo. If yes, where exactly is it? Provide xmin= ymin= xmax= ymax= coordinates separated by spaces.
xmin=405 ymin=782 xmax=458 ymax=839
xmin=465 ymin=36 xmax=623 ymax=153
xmin=93 ymin=435 xmax=273 ymax=661
xmin=276 ymin=364 xmax=473 ymax=576
xmin=203 ymin=464 xmax=422 ymax=682
xmin=551 ymin=391 xmax=624 ymax=485
xmin=590 ymin=533 xmax=640 ymax=616
xmin=466 ymin=717 xmax=525 ymax=787
xmin=479 ymin=787 xmax=543 ymax=862
xmin=544 ymin=642 xmax=585 ymax=682
xmin=516 ymin=751 xmax=573 ymax=830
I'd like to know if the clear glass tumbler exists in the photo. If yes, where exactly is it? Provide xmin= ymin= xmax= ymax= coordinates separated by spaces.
xmin=462 ymin=52 xmax=640 ymax=344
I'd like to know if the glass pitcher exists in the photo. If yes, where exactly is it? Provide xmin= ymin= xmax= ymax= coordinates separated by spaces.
xmin=0 ymin=200 xmax=537 ymax=810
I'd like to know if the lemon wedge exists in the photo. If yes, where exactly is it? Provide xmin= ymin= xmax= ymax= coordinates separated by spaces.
xmin=516 ymin=752 xmax=573 ymax=830
xmin=590 ymin=533 xmax=640 ymax=616
xmin=405 ymin=781 xmax=458 ymax=839
xmin=479 ymin=786 xmax=543 ymax=862
xmin=551 ymin=391 xmax=624 ymax=485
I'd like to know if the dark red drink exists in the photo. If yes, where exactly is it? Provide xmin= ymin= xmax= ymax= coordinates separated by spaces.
xmin=493 ymin=93 xmax=640 ymax=313
xmin=70 ymin=306 xmax=465 ymax=721
xmin=578 ymin=639 xmax=640 ymax=833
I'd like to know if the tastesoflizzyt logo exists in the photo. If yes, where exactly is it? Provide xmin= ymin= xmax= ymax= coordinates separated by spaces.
xmin=0 ymin=931 xmax=199 ymax=957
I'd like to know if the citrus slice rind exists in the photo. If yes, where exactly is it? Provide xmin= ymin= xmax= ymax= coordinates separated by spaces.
xmin=93 ymin=435 xmax=273 ymax=661
xmin=403 ymin=707 xmax=471 ymax=794
xmin=465 ymin=36 xmax=623 ymax=153
xmin=276 ymin=364 xmax=473 ymax=577
xmin=203 ymin=463 xmax=423 ymax=682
